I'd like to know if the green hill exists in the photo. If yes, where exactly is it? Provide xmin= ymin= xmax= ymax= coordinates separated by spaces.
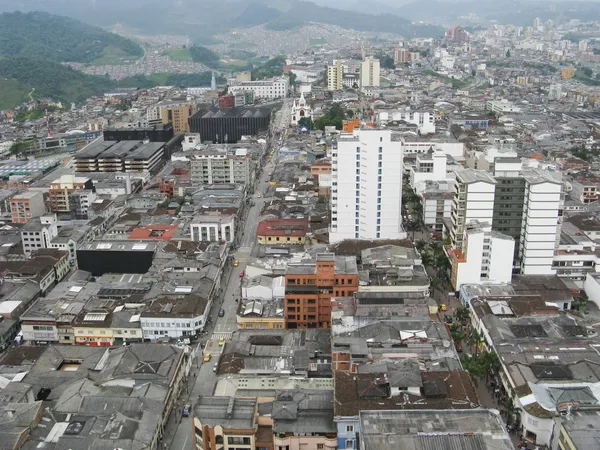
xmin=0 ymin=11 xmax=143 ymax=63
xmin=0 ymin=57 xmax=221 ymax=109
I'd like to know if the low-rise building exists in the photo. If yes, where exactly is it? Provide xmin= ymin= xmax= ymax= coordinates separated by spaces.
xmin=228 ymin=78 xmax=288 ymax=99
xmin=21 ymin=215 xmax=58 ymax=257
xmin=140 ymin=293 xmax=210 ymax=341
xmin=257 ymin=218 xmax=308 ymax=246
xmin=48 ymin=175 xmax=94 ymax=213
xmin=236 ymin=298 xmax=285 ymax=330
xmin=193 ymin=397 xmax=260 ymax=450
xmin=358 ymin=410 xmax=513 ymax=450
xmin=10 ymin=191 xmax=45 ymax=224
xmin=190 ymin=213 xmax=236 ymax=243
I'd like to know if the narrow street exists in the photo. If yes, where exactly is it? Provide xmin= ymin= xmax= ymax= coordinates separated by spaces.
xmin=165 ymin=102 xmax=289 ymax=450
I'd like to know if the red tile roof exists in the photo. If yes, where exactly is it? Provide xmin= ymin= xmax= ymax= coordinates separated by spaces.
xmin=256 ymin=218 xmax=308 ymax=237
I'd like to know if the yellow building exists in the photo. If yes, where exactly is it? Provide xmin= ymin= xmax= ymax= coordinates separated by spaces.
xmin=327 ymin=61 xmax=343 ymax=91
xmin=562 ymin=65 xmax=576 ymax=79
xmin=160 ymin=102 xmax=197 ymax=133
xmin=256 ymin=218 xmax=308 ymax=246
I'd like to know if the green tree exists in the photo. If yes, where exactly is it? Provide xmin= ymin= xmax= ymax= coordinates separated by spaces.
xmin=415 ymin=239 xmax=427 ymax=253
xmin=297 ymin=117 xmax=314 ymax=128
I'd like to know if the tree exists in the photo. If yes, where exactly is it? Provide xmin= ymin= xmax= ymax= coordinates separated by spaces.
xmin=415 ymin=239 xmax=427 ymax=253
xmin=455 ymin=306 xmax=470 ymax=325
xmin=429 ymin=276 xmax=442 ymax=298
xmin=405 ymin=219 xmax=420 ymax=240
xmin=297 ymin=117 xmax=313 ymax=129
xmin=468 ymin=328 xmax=484 ymax=357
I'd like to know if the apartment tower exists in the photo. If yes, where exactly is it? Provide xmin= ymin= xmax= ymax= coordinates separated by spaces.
xmin=330 ymin=128 xmax=404 ymax=242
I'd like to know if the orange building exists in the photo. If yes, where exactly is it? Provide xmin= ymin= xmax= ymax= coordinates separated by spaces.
xmin=284 ymin=252 xmax=358 ymax=329
xmin=128 ymin=224 xmax=179 ymax=240
xmin=342 ymin=118 xmax=360 ymax=133
xmin=11 ymin=191 xmax=45 ymax=223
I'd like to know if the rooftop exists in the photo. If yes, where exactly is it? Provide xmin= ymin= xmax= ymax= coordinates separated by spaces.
xmin=194 ymin=397 xmax=257 ymax=429
xmin=359 ymin=409 xmax=512 ymax=450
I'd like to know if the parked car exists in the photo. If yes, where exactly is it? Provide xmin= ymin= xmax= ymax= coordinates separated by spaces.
xmin=239 ymin=270 xmax=245 ymax=278
xmin=182 ymin=403 xmax=192 ymax=417
xmin=218 ymin=309 xmax=225 ymax=317
xmin=203 ymin=353 xmax=211 ymax=362
xmin=213 ymin=362 xmax=218 ymax=372
xmin=233 ymin=260 xmax=239 ymax=267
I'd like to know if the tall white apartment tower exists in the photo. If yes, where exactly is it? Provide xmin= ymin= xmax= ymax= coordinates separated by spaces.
xmin=519 ymin=169 xmax=563 ymax=274
xmin=330 ymin=128 xmax=405 ymax=242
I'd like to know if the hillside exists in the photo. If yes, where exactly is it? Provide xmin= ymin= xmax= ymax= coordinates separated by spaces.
xmin=0 ymin=0 xmax=443 ymax=38
xmin=0 ymin=11 xmax=143 ymax=63
xmin=0 ymin=57 xmax=220 ymax=109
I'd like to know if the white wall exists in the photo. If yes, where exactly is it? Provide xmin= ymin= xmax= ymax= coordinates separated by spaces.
xmin=520 ymin=181 xmax=562 ymax=274
xmin=330 ymin=129 xmax=405 ymax=242
xmin=488 ymin=235 xmax=515 ymax=282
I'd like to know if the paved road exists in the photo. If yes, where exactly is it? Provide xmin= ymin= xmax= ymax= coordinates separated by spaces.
xmin=166 ymin=103 xmax=289 ymax=450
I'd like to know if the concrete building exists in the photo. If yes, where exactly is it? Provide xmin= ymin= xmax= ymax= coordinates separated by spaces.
xmin=140 ymin=294 xmax=210 ymax=341
xmin=377 ymin=110 xmax=436 ymax=135
xmin=73 ymin=140 xmax=166 ymax=174
xmin=360 ymin=56 xmax=380 ymax=88
xmin=257 ymin=218 xmax=308 ymax=245
xmin=450 ymin=220 xmax=514 ymax=289
xmin=190 ymin=213 xmax=236 ymax=243
xmin=518 ymin=170 xmax=563 ymax=275
xmin=48 ymin=175 xmax=94 ymax=213
xmin=284 ymin=253 xmax=358 ymax=329
xmin=450 ymin=169 xmax=497 ymax=250
xmin=193 ymin=397 xmax=261 ymax=450
xmin=486 ymin=99 xmax=521 ymax=114
xmin=330 ymin=129 xmax=405 ymax=242
xmin=160 ymin=101 xmax=196 ymax=132
xmin=189 ymin=150 xmax=253 ymax=186
xmin=228 ymin=78 xmax=288 ymax=99
xmin=358 ymin=410 xmax=512 ymax=450
xmin=327 ymin=61 xmax=343 ymax=91
xmin=10 ymin=191 xmax=45 ymax=224
xmin=21 ymin=215 xmax=58 ymax=257
xmin=409 ymin=149 xmax=448 ymax=194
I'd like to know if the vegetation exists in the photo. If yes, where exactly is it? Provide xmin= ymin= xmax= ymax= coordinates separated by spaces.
xmin=0 ymin=78 xmax=31 ymax=110
xmin=163 ymin=47 xmax=193 ymax=62
xmin=251 ymin=56 xmax=286 ymax=80
xmin=0 ymin=11 xmax=142 ymax=63
xmin=376 ymin=53 xmax=396 ymax=70
xmin=188 ymin=45 xmax=221 ymax=68
xmin=313 ymin=103 xmax=347 ymax=130
xmin=570 ymin=145 xmax=600 ymax=162
xmin=461 ymin=351 xmax=501 ymax=378
xmin=14 ymin=106 xmax=61 ymax=122
xmin=423 ymin=70 xmax=471 ymax=89
xmin=0 ymin=58 xmax=222 ymax=109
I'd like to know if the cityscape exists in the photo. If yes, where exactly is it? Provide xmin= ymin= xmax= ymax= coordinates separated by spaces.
xmin=0 ymin=3 xmax=600 ymax=450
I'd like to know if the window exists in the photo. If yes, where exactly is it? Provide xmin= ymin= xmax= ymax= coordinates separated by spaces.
xmin=378 ymin=146 xmax=383 ymax=152
xmin=378 ymin=169 xmax=382 ymax=175
xmin=377 ymin=219 xmax=380 ymax=225
xmin=317 ymin=445 xmax=324 ymax=450
xmin=346 ymin=439 xmax=355 ymax=449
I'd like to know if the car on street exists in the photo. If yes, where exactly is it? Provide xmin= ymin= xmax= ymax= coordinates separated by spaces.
xmin=182 ymin=403 xmax=192 ymax=417
xmin=203 ymin=353 xmax=211 ymax=362
xmin=218 ymin=309 xmax=225 ymax=317
xmin=219 ymin=337 xmax=225 ymax=346
xmin=233 ymin=260 xmax=239 ymax=267
xmin=239 ymin=270 xmax=245 ymax=277
xmin=213 ymin=363 xmax=218 ymax=372
xmin=440 ymin=304 xmax=448 ymax=312
xmin=257 ymin=194 xmax=262 ymax=198
xmin=265 ymin=178 xmax=269 ymax=182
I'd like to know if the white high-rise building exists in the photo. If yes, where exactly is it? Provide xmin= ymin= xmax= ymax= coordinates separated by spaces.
xmin=327 ymin=61 xmax=343 ymax=91
xmin=448 ymin=167 xmax=563 ymax=289
xmin=330 ymin=129 xmax=405 ymax=242
xmin=451 ymin=220 xmax=514 ymax=288
xmin=360 ymin=56 xmax=380 ymax=88
xmin=519 ymin=170 xmax=563 ymax=275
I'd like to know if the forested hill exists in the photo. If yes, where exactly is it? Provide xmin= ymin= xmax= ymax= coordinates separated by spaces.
xmin=0 ymin=11 xmax=143 ymax=63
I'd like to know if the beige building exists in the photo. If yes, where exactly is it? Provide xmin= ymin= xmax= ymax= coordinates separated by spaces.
xmin=160 ymin=102 xmax=197 ymax=132
xmin=327 ymin=61 xmax=343 ymax=91
xmin=360 ymin=56 xmax=380 ymax=88
xmin=10 ymin=191 xmax=45 ymax=223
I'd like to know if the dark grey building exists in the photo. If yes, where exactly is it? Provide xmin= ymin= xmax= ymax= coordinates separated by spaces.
xmin=189 ymin=107 xmax=272 ymax=143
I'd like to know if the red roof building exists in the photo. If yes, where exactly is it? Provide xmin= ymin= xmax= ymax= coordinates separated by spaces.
xmin=128 ymin=224 xmax=178 ymax=240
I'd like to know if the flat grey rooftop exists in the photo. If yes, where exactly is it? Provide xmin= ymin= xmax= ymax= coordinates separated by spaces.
xmin=359 ymin=409 xmax=513 ymax=450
